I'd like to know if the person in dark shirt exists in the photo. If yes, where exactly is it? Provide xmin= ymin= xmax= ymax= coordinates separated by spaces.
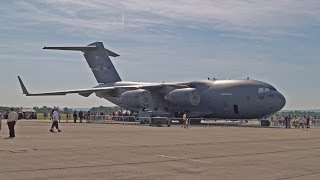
xmin=73 ymin=110 xmax=77 ymax=123
xmin=79 ymin=110 xmax=83 ymax=123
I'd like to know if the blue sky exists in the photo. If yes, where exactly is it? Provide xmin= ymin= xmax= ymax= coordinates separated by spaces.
xmin=0 ymin=0 xmax=319 ymax=110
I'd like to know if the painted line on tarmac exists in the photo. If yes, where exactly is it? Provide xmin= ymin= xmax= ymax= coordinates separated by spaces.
xmin=156 ymin=154 xmax=211 ymax=163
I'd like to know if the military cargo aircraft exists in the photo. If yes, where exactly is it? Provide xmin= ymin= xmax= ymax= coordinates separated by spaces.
xmin=18 ymin=42 xmax=286 ymax=126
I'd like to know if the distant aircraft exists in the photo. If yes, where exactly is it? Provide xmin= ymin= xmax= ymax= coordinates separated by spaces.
xmin=18 ymin=42 xmax=285 ymax=126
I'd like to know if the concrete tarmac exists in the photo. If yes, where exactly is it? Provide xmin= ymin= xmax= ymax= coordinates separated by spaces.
xmin=0 ymin=120 xmax=320 ymax=180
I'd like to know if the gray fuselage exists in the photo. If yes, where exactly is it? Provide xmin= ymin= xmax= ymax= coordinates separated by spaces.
xmin=96 ymin=79 xmax=286 ymax=119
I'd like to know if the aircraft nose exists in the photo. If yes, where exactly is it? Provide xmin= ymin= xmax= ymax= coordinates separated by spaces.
xmin=275 ymin=92 xmax=286 ymax=111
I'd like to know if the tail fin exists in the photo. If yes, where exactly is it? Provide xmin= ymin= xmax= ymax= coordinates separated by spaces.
xmin=43 ymin=41 xmax=121 ymax=84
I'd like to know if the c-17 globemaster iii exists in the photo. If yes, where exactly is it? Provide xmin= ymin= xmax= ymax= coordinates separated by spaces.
xmin=18 ymin=41 xmax=286 ymax=126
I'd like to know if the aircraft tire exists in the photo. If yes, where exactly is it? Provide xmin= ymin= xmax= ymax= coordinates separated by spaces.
xmin=261 ymin=120 xmax=270 ymax=127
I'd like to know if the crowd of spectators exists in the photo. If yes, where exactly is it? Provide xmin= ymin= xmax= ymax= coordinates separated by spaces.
xmin=269 ymin=114 xmax=320 ymax=129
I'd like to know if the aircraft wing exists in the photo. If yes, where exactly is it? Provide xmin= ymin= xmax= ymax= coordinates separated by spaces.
xmin=118 ymin=84 xmax=189 ymax=90
xmin=18 ymin=76 xmax=115 ymax=97
xmin=23 ymin=87 xmax=116 ymax=96
xmin=18 ymin=76 xmax=189 ymax=97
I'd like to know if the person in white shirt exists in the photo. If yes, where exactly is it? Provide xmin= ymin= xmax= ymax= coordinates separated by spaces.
xmin=50 ymin=108 xmax=62 ymax=133
xmin=182 ymin=112 xmax=187 ymax=128
xmin=7 ymin=108 xmax=18 ymax=138
xmin=299 ymin=116 xmax=305 ymax=130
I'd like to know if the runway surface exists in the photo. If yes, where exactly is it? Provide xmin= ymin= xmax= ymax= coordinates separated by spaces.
xmin=0 ymin=120 xmax=320 ymax=180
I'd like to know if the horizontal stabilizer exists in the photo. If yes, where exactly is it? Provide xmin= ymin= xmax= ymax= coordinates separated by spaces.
xmin=43 ymin=45 xmax=119 ymax=57
xmin=43 ymin=46 xmax=96 ymax=51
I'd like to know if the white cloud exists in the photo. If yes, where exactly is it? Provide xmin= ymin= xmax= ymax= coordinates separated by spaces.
xmin=2 ymin=0 xmax=320 ymax=37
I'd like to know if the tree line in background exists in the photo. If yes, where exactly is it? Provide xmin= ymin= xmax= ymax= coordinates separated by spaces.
xmin=89 ymin=106 xmax=121 ymax=115
xmin=1 ymin=106 xmax=121 ymax=115
xmin=279 ymin=110 xmax=320 ymax=117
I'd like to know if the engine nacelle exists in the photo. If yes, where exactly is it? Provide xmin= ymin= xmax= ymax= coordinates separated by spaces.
xmin=166 ymin=88 xmax=200 ymax=106
xmin=120 ymin=89 xmax=152 ymax=108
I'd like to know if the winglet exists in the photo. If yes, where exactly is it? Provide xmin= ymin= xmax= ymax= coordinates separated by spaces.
xmin=18 ymin=76 xmax=29 ymax=95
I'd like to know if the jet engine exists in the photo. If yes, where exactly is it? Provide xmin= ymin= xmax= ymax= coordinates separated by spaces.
xmin=120 ymin=89 xmax=152 ymax=108
xmin=166 ymin=88 xmax=200 ymax=106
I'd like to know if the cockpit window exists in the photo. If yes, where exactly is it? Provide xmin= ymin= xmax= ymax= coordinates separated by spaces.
xmin=258 ymin=87 xmax=273 ymax=93
xmin=258 ymin=87 xmax=264 ymax=93
xmin=269 ymin=87 xmax=277 ymax=91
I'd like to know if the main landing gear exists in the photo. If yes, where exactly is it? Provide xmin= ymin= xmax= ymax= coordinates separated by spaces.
xmin=260 ymin=120 xmax=270 ymax=127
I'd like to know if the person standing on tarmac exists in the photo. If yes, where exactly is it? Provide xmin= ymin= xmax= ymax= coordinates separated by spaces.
xmin=73 ymin=110 xmax=77 ymax=123
xmin=50 ymin=107 xmax=62 ymax=133
xmin=79 ymin=110 xmax=83 ymax=123
xmin=66 ymin=111 xmax=69 ymax=123
xmin=182 ymin=112 xmax=187 ymax=128
xmin=7 ymin=108 xmax=18 ymax=138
